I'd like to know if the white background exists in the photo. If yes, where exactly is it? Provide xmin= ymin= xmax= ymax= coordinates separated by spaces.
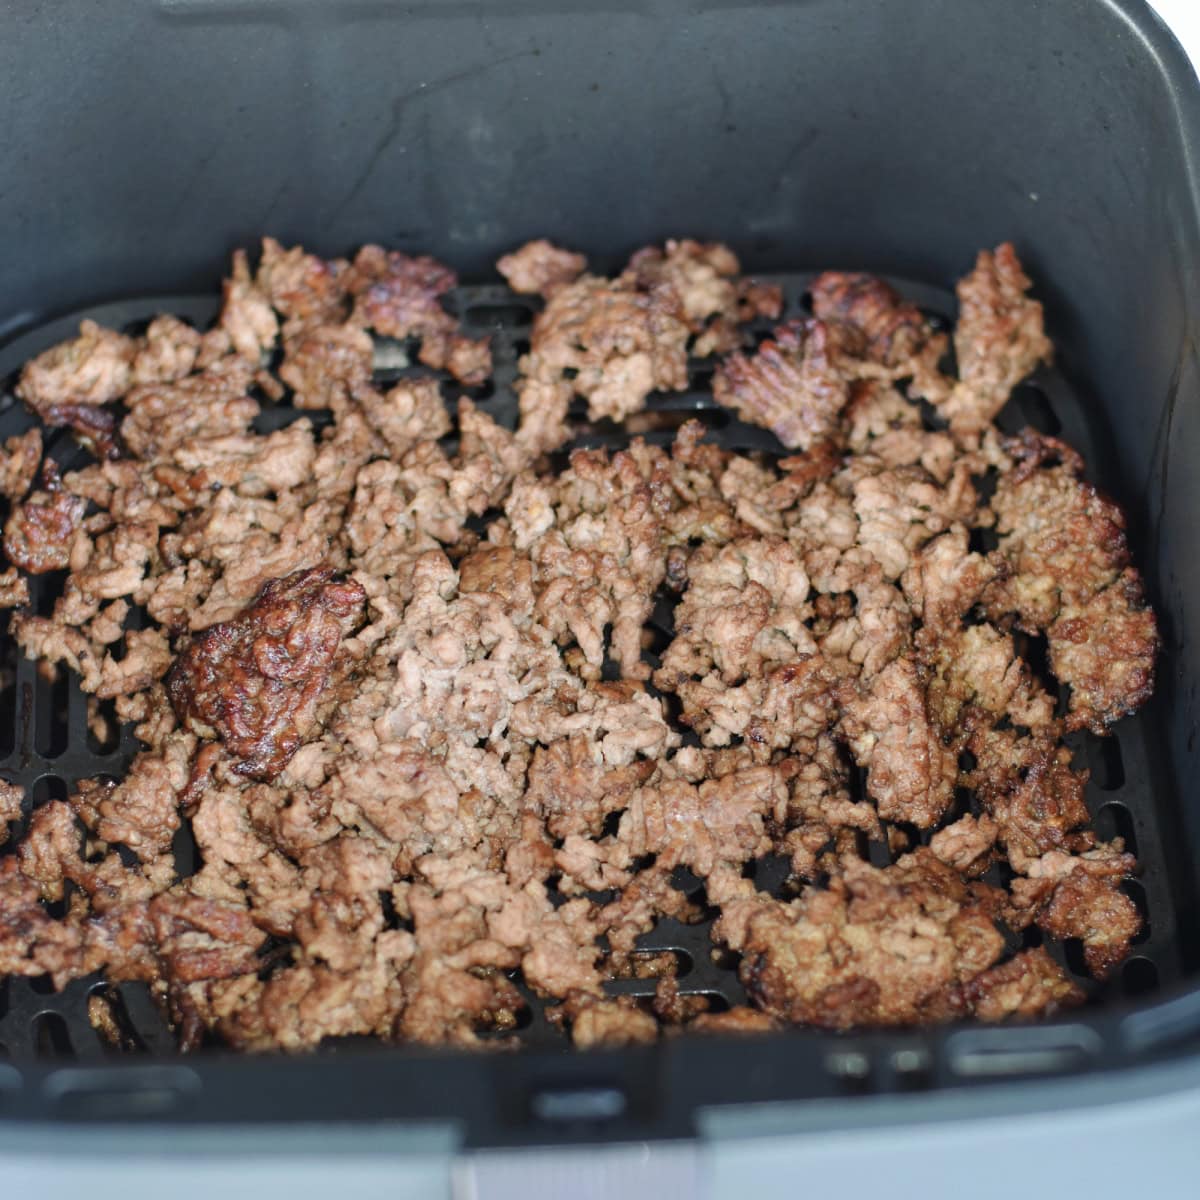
xmin=1149 ymin=0 xmax=1200 ymax=69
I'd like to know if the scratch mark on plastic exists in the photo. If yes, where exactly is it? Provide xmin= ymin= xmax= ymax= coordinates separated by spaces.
xmin=331 ymin=48 xmax=538 ymax=221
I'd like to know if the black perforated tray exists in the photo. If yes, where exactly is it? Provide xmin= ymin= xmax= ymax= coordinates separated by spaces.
xmin=0 ymin=275 xmax=1184 ymax=1077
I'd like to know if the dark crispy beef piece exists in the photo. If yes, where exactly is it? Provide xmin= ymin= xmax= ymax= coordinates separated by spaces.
xmin=1038 ymin=873 xmax=1141 ymax=978
xmin=0 ymin=858 xmax=93 ymax=987
xmin=810 ymin=271 xmax=931 ymax=367
xmin=15 ymin=320 xmax=136 ymax=416
xmin=347 ymin=244 xmax=492 ymax=385
xmin=168 ymin=567 xmax=366 ymax=779
xmin=39 ymin=403 xmax=120 ymax=460
xmin=348 ymin=244 xmax=457 ymax=341
xmin=144 ymin=894 xmax=265 ymax=985
xmin=497 ymin=239 xmax=587 ymax=297
xmin=0 ymin=428 xmax=43 ymax=500
xmin=967 ymin=726 xmax=1092 ymax=871
xmin=3 ymin=460 xmax=87 ymax=573
xmin=712 ymin=318 xmax=854 ymax=450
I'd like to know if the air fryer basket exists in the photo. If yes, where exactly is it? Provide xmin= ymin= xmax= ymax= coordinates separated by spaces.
xmin=0 ymin=0 xmax=1198 ymax=1148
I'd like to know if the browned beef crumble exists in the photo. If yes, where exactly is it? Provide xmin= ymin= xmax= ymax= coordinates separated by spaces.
xmin=0 ymin=238 xmax=1152 ymax=1051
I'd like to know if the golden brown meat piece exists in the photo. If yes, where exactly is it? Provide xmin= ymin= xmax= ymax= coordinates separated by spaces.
xmin=220 ymin=247 xmax=280 ymax=360
xmin=810 ymin=271 xmax=933 ymax=367
xmin=717 ymin=850 xmax=1007 ymax=1028
xmin=622 ymin=238 xmax=782 ymax=354
xmin=254 ymin=237 xmax=350 ymax=329
xmin=0 ymin=566 xmax=29 ymax=609
xmin=16 ymin=320 xmax=136 ymax=416
xmin=1048 ymin=569 xmax=1158 ymax=733
xmin=934 ymin=242 xmax=1053 ymax=436
xmin=0 ymin=781 xmax=23 ymax=846
xmin=0 ymin=428 xmax=43 ymax=500
xmin=953 ymin=946 xmax=1084 ymax=1020
xmin=3 ymin=460 xmax=87 ymax=573
xmin=839 ymin=657 xmax=957 ymax=828
xmin=1008 ymin=844 xmax=1142 ymax=979
xmin=497 ymin=239 xmax=587 ymax=297
xmin=121 ymin=357 xmax=260 ymax=457
xmin=986 ymin=432 xmax=1158 ymax=732
xmin=519 ymin=272 xmax=690 ymax=433
xmin=168 ymin=566 xmax=366 ymax=779
xmin=347 ymin=244 xmax=492 ymax=385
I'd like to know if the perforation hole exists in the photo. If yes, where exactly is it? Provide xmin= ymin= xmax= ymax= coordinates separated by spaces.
xmin=1021 ymin=925 xmax=1044 ymax=950
xmin=171 ymin=817 xmax=199 ymax=880
xmin=1093 ymin=802 xmax=1138 ymax=857
xmin=1011 ymin=383 xmax=1061 ymax=435
xmin=624 ymin=407 xmax=729 ymax=435
xmin=1121 ymin=956 xmax=1159 ymax=997
xmin=34 ymin=1012 xmax=73 ymax=1058
xmin=32 ymin=570 xmax=67 ymax=618
xmin=35 ymin=669 xmax=70 ymax=757
xmin=86 ymin=696 xmax=121 ymax=754
xmin=31 ymin=775 xmax=68 ymax=809
xmin=463 ymin=303 xmax=534 ymax=330
xmin=87 ymin=984 xmax=146 ymax=1054
xmin=1086 ymin=735 xmax=1126 ymax=791
xmin=1063 ymin=938 xmax=1089 ymax=977
xmin=0 ymin=624 xmax=16 ymax=756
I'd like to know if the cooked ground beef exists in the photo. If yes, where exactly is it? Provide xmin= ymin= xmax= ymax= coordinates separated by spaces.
xmin=932 ymin=243 xmax=1054 ymax=437
xmin=168 ymin=568 xmax=366 ymax=780
xmin=497 ymin=239 xmax=588 ymax=297
xmin=712 ymin=318 xmax=854 ymax=451
xmin=0 ymin=237 xmax=1154 ymax=1052
xmin=0 ymin=429 xmax=44 ymax=501
xmin=3 ymin=460 xmax=88 ymax=573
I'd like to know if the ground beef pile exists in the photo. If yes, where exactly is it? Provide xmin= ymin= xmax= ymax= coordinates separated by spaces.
xmin=0 ymin=238 xmax=1156 ymax=1051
